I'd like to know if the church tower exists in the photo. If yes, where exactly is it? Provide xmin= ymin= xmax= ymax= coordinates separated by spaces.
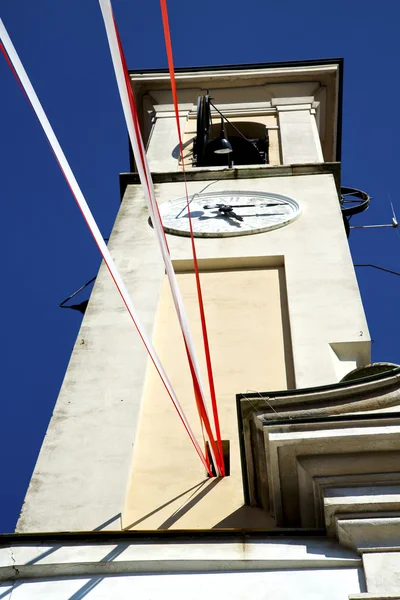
xmin=3 ymin=60 xmax=400 ymax=600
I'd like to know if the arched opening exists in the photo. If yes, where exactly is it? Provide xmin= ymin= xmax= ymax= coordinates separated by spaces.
xmin=193 ymin=96 xmax=270 ymax=168
xmin=203 ymin=121 xmax=269 ymax=167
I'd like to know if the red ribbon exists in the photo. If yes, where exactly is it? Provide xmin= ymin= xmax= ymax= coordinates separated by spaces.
xmin=0 ymin=22 xmax=214 ymax=475
xmin=110 ymin=13 xmax=220 ymax=476
xmin=159 ymin=0 xmax=225 ymax=476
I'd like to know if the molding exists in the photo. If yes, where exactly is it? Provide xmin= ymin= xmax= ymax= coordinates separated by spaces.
xmin=325 ymin=488 xmax=400 ymax=535
xmin=153 ymin=104 xmax=192 ymax=118
xmin=335 ymin=514 xmax=400 ymax=553
xmin=237 ymin=367 xmax=400 ymax=533
xmin=129 ymin=60 xmax=343 ymax=163
xmin=349 ymin=592 xmax=400 ymax=600
xmin=195 ymin=107 xmax=277 ymax=118
xmin=272 ymin=96 xmax=315 ymax=107
xmin=120 ymin=162 xmax=341 ymax=197
xmin=275 ymin=104 xmax=313 ymax=112
xmin=0 ymin=535 xmax=360 ymax=584
xmin=129 ymin=64 xmax=340 ymax=85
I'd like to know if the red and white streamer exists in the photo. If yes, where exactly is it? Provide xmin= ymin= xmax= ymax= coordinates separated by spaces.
xmin=0 ymin=17 xmax=211 ymax=474
xmin=98 ymin=0 xmax=224 ymax=476
xmin=159 ymin=0 xmax=225 ymax=475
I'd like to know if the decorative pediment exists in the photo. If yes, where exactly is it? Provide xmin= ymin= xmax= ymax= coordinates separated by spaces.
xmin=238 ymin=364 xmax=400 ymax=534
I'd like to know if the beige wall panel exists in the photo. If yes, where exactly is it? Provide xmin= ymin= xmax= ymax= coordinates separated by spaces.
xmin=123 ymin=266 xmax=292 ymax=530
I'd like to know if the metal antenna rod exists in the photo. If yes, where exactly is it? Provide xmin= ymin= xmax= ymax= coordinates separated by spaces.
xmin=349 ymin=194 xmax=399 ymax=230
xmin=350 ymin=223 xmax=398 ymax=229
xmin=389 ymin=193 xmax=400 ymax=242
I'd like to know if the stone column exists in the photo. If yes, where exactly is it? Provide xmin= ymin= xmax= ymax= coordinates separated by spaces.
xmin=273 ymin=97 xmax=324 ymax=164
xmin=146 ymin=104 xmax=192 ymax=172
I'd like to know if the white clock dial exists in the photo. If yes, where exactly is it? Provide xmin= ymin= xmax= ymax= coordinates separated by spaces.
xmin=158 ymin=191 xmax=301 ymax=238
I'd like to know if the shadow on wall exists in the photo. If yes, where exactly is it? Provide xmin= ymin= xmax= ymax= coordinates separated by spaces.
xmin=122 ymin=479 xmax=214 ymax=530
xmin=0 ymin=514 xmax=122 ymax=600
xmin=67 ymin=545 xmax=127 ymax=600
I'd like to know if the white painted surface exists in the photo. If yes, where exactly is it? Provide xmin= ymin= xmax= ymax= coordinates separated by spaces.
xmin=0 ymin=537 xmax=361 ymax=570
xmin=0 ymin=537 xmax=363 ymax=599
xmin=16 ymin=185 xmax=165 ymax=533
xmin=278 ymin=107 xmax=324 ymax=164
xmin=329 ymin=342 xmax=367 ymax=380
xmin=363 ymin=552 xmax=400 ymax=594
xmin=3 ymin=568 xmax=362 ymax=600
xmin=146 ymin=113 xmax=187 ymax=171
xmin=16 ymin=172 xmax=370 ymax=532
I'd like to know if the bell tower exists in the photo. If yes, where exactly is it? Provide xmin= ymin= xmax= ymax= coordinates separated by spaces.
xmin=14 ymin=59 xmax=371 ymax=534
xmin=118 ymin=60 xmax=371 ymax=530
xmin=7 ymin=60 xmax=400 ymax=600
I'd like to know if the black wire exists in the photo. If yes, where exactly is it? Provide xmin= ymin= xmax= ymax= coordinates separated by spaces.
xmin=209 ymin=101 xmax=251 ymax=143
xmin=59 ymin=276 xmax=96 ymax=307
xmin=354 ymin=264 xmax=400 ymax=277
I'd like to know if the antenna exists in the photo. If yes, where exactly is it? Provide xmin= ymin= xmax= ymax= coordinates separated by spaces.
xmin=351 ymin=193 xmax=400 ymax=279
xmin=389 ymin=195 xmax=400 ymax=243
xmin=349 ymin=193 xmax=399 ymax=231
xmin=390 ymin=198 xmax=398 ymax=228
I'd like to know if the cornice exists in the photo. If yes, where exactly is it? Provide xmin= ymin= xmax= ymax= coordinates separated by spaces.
xmin=129 ymin=64 xmax=340 ymax=85
xmin=335 ymin=514 xmax=400 ymax=552
xmin=238 ymin=365 xmax=400 ymax=546
xmin=120 ymin=162 xmax=341 ymax=198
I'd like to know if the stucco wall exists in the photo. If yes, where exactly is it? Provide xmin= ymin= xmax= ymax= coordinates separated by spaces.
xmin=0 ymin=568 xmax=362 ymax=599
xmin=16 ymin=170 xmax=370 ymax=533
xmin=0 ymin=536 xmax=363 ymax=599
xmin=123 ymin=265 xmax=292 ymax=530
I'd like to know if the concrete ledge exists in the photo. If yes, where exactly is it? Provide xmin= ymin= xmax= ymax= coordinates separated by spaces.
xmin=349 ymin=596 xmax=400 ymax=599
xmin=325 ymin=488 xmax=400 ymax=533
xmin=335 ymin=515 xmax=400 ymax=552
xmin=0 ymin=536 xmax=360 ymax=583
xmin=119 ymin=162 xmax=341 ymax=196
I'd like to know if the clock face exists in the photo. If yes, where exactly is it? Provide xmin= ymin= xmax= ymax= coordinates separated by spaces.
xmin=158 ymin=191 xmax=301 ymax=238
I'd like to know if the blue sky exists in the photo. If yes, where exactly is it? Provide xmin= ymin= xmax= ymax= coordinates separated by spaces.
xmin=1 ymin=0 xmax=400 ymax=533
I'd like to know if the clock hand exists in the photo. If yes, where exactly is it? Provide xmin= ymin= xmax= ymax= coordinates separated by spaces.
xmin=202 ymin=204 xmax=286 ymax=222
xmin=216 ymin=204 xmax=244 ymax=221
xmin=205 ymin=203 xmax=287 ymax=218
xmin=203 ymin=203 xmax=281 ymax=210
xmin=232 ymin=212 xmax=287 ymax=218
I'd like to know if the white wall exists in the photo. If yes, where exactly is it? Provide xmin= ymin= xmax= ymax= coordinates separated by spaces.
xmin=16 ymin=170 xmax=370 ymax=533
xmin=3 ymin=569 xmax=362 ymax=600
xmin=0 ymin=537 xmax=363 ymax=599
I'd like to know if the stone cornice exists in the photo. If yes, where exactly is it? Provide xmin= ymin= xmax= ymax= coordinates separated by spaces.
xmin=129 ymin=63 xmax=340 ymax=86
xmin=335 ymin=514 xmax=400 ymax=552
xmin=120 ymin=162 xmax=341 ymax=197
xmin=239 ymin=367 xmax=400 ymax=422
xmin=238 ymin=366 xmax=400 ymax=547
xmin=0 ymin=535 xmax=360 ymax=584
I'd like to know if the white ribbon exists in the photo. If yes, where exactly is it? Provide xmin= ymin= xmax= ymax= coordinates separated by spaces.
xmin=98 ymin=0 xmax=222 ymax=475
xmin=0 ymin=17 xmax=210 ymax=471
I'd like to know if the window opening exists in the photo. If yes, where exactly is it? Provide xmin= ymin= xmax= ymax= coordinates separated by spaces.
xmin=193 ymin=95 xmax=269 ymax=168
